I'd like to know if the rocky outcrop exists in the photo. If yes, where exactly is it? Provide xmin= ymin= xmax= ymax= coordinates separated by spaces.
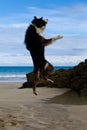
xmin=20 ymin=59 xmax=87 ymax=96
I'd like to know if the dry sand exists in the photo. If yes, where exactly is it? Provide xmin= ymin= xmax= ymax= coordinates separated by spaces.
xmin=0 ymin=82 xmax=87 ymax=130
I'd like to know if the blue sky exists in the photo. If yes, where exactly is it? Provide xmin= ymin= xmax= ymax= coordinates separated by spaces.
xmin=0 ymin=0 xmax=87 ymax=66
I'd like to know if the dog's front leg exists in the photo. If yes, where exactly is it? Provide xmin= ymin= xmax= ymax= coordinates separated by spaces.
xmin=52 ymin=35 xmax=63 ymax=41
xmin=42 ymin=35 xmax=63 ymax=46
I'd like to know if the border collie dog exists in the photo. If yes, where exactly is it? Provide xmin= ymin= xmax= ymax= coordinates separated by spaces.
xmin=24 ymin=16 xmax=63 ymax=95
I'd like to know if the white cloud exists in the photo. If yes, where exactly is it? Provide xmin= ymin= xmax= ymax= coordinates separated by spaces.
xmin=0 ymin=53 xmax=32 ymax=66
xmin=46 ymin=55 xmax=87 ymax=66
xmin=0 ymin=53 xmax=87 ymax=66
xmin=0 ymin=23 xmax=27 ymax=28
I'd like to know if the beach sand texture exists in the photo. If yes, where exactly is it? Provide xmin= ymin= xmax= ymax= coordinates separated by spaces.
xmin=0 ymin=82 xmax=87 ymax=130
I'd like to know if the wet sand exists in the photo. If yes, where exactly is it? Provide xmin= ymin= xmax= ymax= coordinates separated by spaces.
xmin=0 ymin=82 xmax=87 ymax=130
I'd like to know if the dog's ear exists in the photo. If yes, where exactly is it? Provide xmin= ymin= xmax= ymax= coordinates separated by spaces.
xmin=40 ymin=17 xmax=43 ymax=20
xmin=34 ymin=16 xmax=37 ymax=19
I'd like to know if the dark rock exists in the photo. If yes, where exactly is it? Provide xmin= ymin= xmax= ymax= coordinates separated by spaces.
xmin=22 ymin=59 xmax=87 ymax=96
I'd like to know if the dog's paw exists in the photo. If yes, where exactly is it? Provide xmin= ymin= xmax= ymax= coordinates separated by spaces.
xmin=33 ymin=87 xmax=38 ymax=95
xmin=54 ymin=35 xmax=63 ymax=40
xmin=33 ymin=91 xmax=38 ymax=95
xmin=47 ymin=78 xmax=54 ymax=83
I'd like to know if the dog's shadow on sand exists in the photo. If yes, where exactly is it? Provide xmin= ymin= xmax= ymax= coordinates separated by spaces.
xmin=47 ymin=90 xmax=87 ymax=105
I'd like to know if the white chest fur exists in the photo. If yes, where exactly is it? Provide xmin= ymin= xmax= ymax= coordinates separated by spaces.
xmin=32 ymin=24 xmax=45 ymax=37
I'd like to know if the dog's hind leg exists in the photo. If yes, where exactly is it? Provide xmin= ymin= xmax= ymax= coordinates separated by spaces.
xmin=43 ymin=75 xmax=54 ymax=83
xmin=33 ymin=70 xmax=40 ymax=95
xmin=43 ymin=62 xmax=54 ymax=83
xmin=33 ymin=83 xmax=38 ymax=95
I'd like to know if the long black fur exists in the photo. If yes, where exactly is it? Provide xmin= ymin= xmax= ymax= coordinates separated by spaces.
xmin=24 ymin=17 xmax=53 ymax=73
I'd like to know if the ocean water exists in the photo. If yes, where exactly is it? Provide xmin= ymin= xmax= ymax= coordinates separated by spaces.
xmin=0 ymin=66 xmax=73 ymax=82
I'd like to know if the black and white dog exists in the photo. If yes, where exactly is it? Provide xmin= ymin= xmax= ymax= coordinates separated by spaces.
xmin=24 ymin=16 xmax=63 ymax=95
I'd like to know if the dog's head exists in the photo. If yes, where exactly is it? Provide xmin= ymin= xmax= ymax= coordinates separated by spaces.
xmin=32 ymin=16 xmax=48 ymax=32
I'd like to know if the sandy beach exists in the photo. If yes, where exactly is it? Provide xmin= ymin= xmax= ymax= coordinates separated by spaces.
xmin=0 ymin=82 xmax=87 ymax=130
